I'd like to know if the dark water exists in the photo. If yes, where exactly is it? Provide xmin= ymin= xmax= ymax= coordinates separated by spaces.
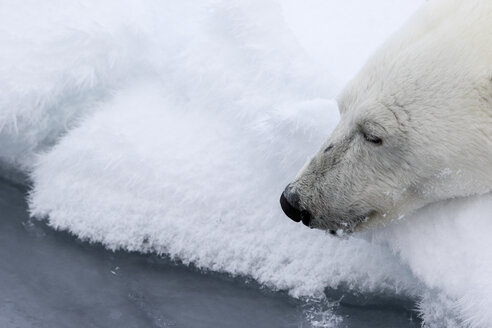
xmin=0 ymin=179 xmax=420 ymax=328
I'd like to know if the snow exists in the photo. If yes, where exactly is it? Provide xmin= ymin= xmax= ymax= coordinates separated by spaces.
xmin=1 ymin=0 xmax=491 ymax=327
xmin=0 ymin=0 xmax=150 ymax=171
xmin=377 ymin=195 xmax=492 ymax=328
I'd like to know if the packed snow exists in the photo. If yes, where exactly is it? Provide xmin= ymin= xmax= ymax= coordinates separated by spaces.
xmin=1 ymin=0 xmax=491 ymax=327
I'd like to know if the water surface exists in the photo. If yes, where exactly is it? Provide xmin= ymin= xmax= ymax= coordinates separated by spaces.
xmin=0 ymin=180 xmax=419 ymax=328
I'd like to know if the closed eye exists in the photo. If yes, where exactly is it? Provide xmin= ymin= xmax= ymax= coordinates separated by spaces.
xmin=324 ymin=145 xmax=333 ymax=153
xmin=363 ymin=132 xmax=383 ymax=145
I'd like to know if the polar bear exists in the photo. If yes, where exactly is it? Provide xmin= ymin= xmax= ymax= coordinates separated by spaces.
xmin=280 ymin=0 xmax=492 ymax=233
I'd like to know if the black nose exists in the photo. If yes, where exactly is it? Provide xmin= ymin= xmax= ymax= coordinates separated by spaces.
xmin=280 ymin=186 xmax=311 ymax=226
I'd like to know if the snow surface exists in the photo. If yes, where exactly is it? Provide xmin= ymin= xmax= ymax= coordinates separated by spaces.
xmin=2 ymin=0 xmax=491 ymax=327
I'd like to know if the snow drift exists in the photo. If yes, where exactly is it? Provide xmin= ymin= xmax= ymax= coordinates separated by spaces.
xmin=1 ymin=0 xmax=491 ymax=327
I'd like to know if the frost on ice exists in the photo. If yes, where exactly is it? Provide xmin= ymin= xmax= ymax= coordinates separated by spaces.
xmin=1 ymin=1 xmax=491 ymax=327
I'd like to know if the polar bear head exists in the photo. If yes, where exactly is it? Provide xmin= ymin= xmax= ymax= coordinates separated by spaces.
xmin=280 ymin=0 xmax=492 ymax=233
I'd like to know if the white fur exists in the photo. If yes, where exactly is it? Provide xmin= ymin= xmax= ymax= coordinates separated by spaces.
xmin=289 ymin=0 xmax=492 ymax=232
xmin=5 ymin=0 xmax=492 ymax=326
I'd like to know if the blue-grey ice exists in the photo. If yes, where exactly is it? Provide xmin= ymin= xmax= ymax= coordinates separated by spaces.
xmin=1 ymin=1 xmax=491 ymax=327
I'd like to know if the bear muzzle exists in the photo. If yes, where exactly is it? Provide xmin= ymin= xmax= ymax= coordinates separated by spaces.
xmin=280 ymin=185 xmax=312 ymax=227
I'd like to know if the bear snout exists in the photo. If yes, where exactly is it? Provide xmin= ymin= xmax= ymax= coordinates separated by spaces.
xmin=280 ymin=185 xmax=312 ymax=227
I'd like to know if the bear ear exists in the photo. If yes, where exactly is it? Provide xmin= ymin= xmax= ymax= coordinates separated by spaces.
xmin=336 ymin=100 xmax=347 ymax=115
xmin=337 ymin=105 xmax=343 ymax=115
xmin=336 ymin=89 xmax=352 ymax=116
xmin=489 ymin=73 xmax=492 ymax=97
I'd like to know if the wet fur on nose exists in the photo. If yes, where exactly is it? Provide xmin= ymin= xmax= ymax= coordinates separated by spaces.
xmin=280 ymin=186 xmax=311 ymax=226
